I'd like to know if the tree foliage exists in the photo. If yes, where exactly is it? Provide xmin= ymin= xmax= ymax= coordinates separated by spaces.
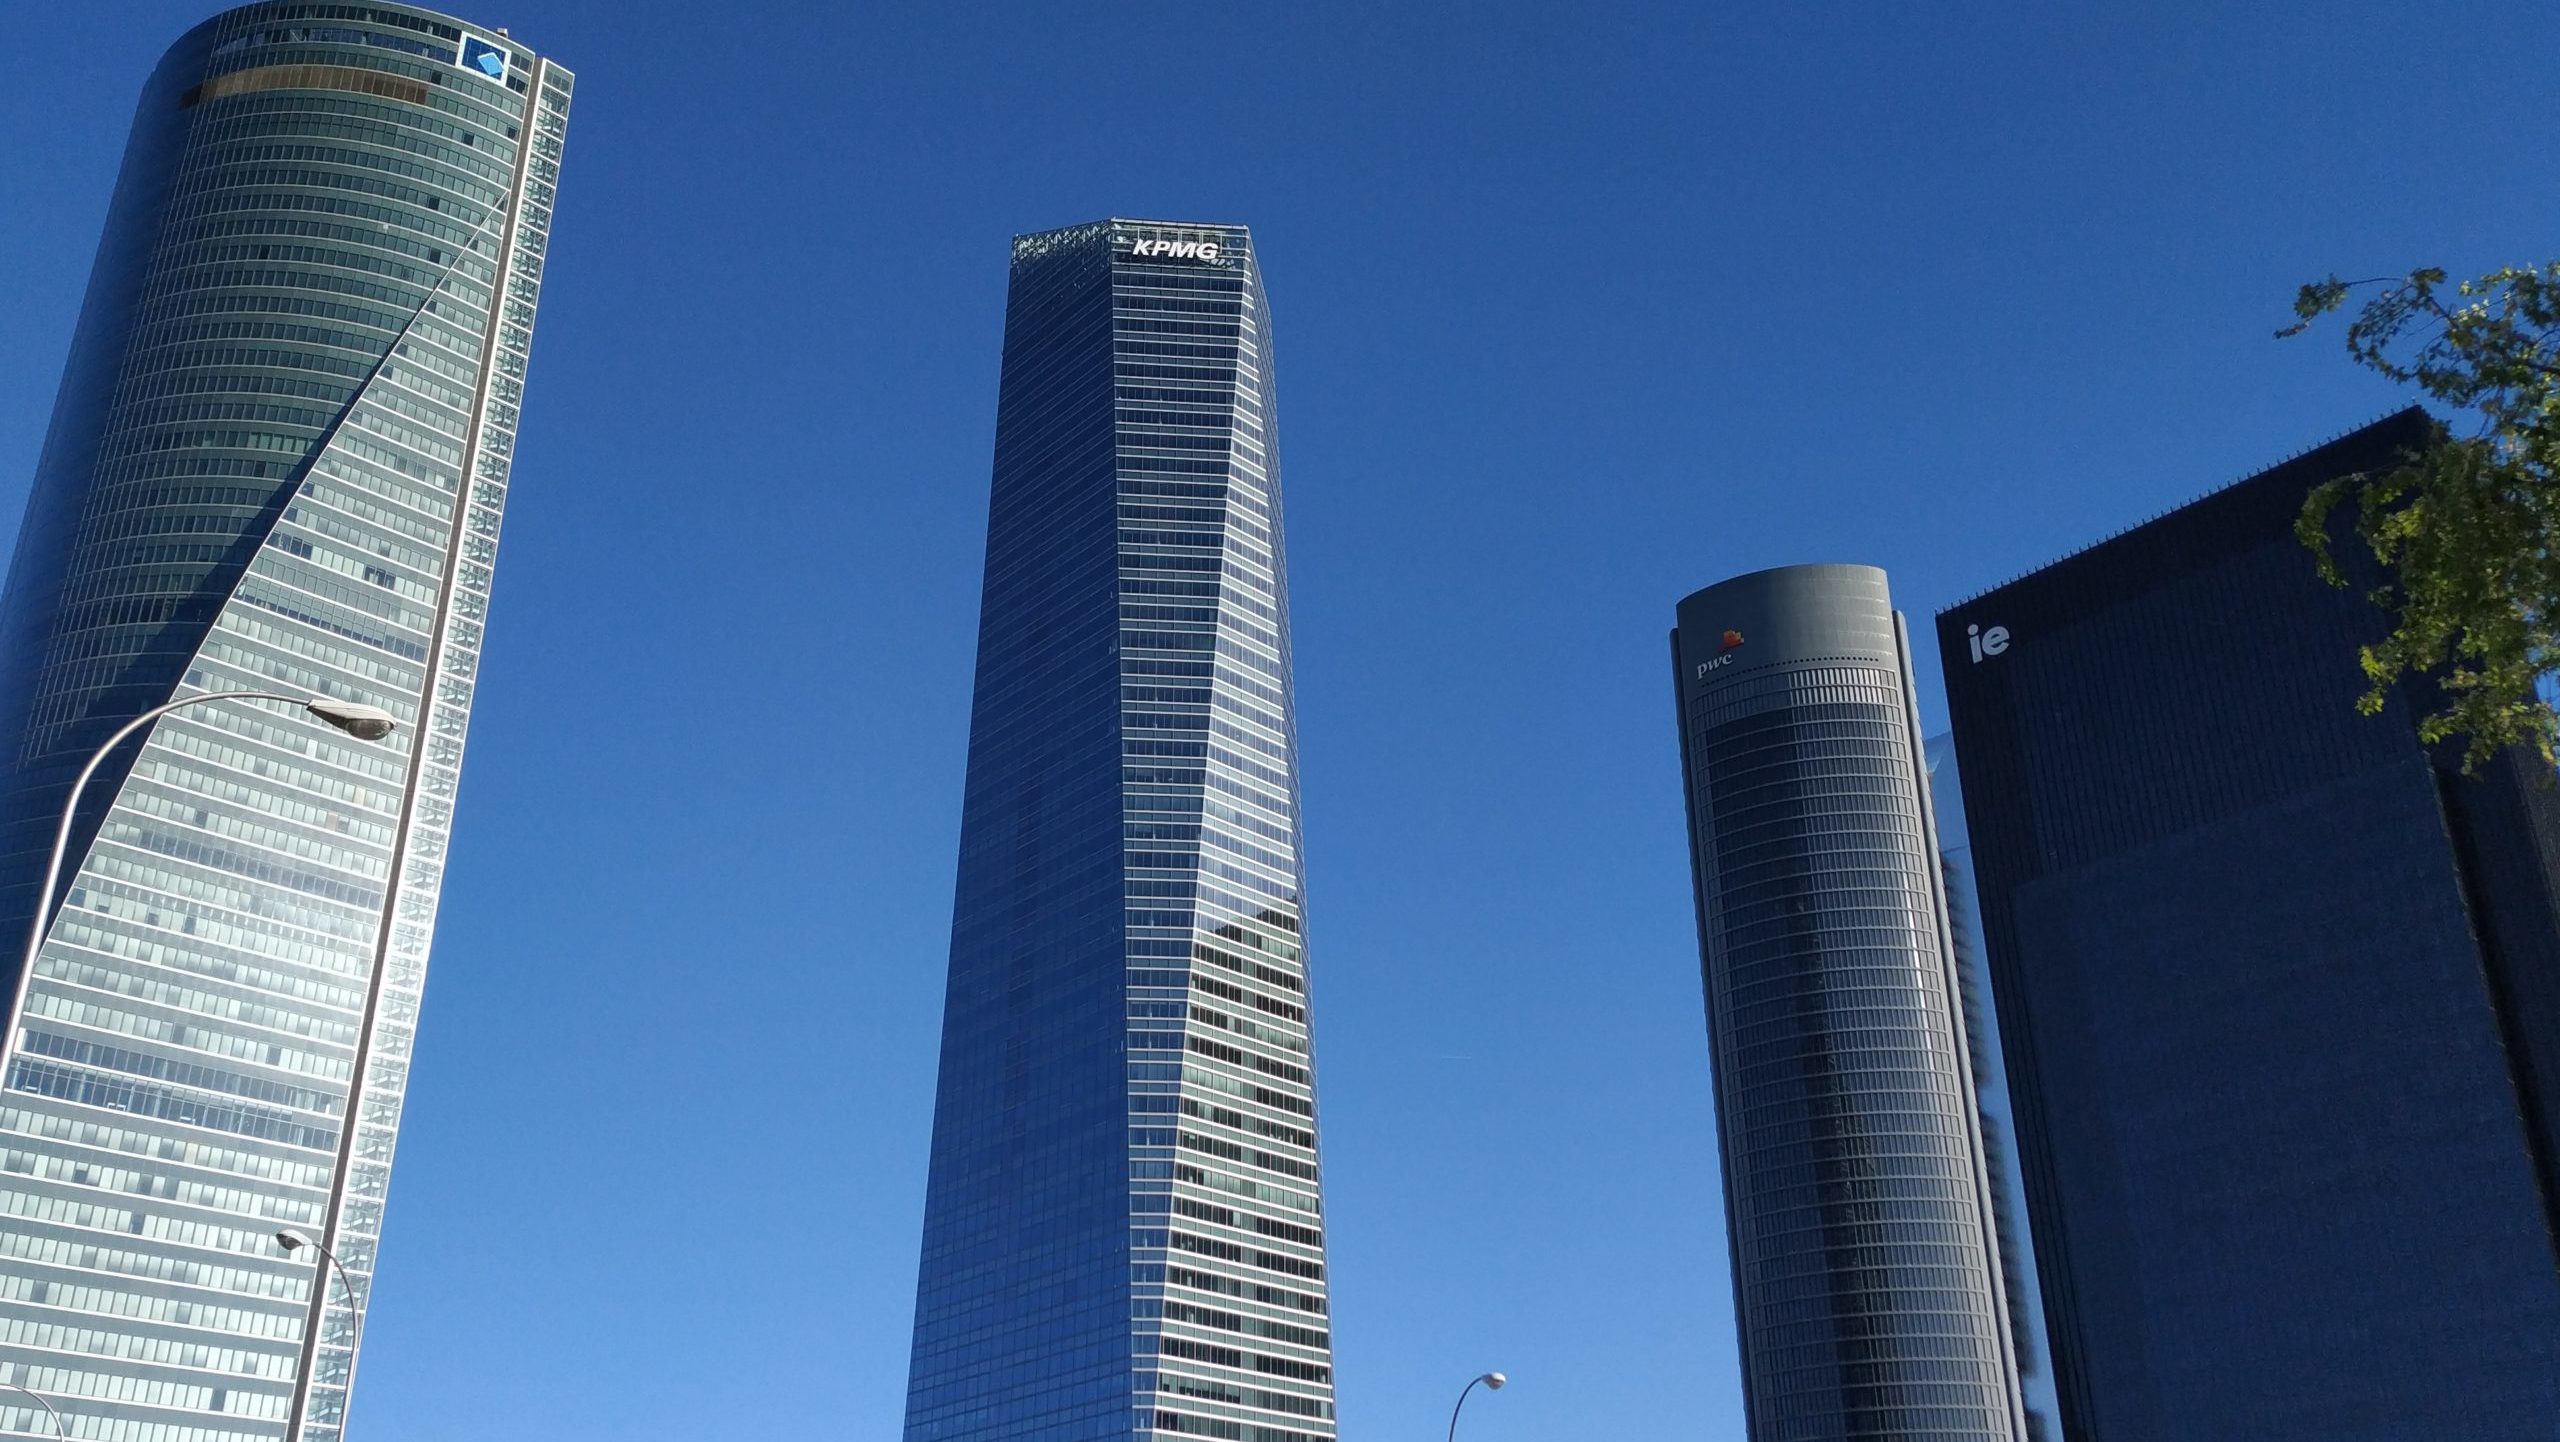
xmin=2281 ymin=263 xmax=2560 ymax=769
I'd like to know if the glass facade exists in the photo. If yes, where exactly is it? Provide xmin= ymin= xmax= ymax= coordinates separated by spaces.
xmin=1923 ymin=736 xmax=2063 ymax=1442
xmin=904 ymin=221 xmax=1334 ymax=1442
xmin=1671 ymin=565 xmax=2026 ymax=1442
xmin=0 ymin=8 xmax=568 ymax=1439
xmin=1935 ymin=409 xmax=2560 ymax=1441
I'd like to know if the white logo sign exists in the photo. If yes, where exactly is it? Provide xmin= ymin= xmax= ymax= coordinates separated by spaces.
xmin=1967 ymin=623 xmax=2011 ymax=663
xmin=1130 ymin=238 xmax=1222 ymax=262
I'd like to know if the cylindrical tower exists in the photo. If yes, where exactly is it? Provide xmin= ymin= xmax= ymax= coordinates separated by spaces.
xmin=0 ymin=9 xmax=569 ymax=1440
xmin=1671 ymin=564 xmax=2027 ymax=1442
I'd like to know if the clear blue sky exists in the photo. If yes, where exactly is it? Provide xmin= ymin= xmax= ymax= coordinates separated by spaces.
xmin=1 ymin=2 xmax=2546 ymax=1437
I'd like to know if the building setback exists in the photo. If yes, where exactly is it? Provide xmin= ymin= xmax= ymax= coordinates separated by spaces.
xmin=904 ymin=221 xmax=1335 ymax=1442
xmin=1936 ymin=407 xmax=2560 ymax=1441
xmin=1672 ymin=564 xmax=2028 ymax=1442
xmin=0 ymin=8 xmax=568 ymax=1439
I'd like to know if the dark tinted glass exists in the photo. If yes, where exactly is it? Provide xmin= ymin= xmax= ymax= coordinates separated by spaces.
xmin=1938 ymin=410 xmax=2560 ymax=1441
xmin=907 ymin=223 xmax=1335 ymax=1442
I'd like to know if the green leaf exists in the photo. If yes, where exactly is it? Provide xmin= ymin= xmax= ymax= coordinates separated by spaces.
xmin=2287 ymin=263 xmax=2560 ymax=770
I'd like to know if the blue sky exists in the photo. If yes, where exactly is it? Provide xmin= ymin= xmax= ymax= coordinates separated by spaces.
xmin=1 ymin=2 xmax=2548 ymax=1437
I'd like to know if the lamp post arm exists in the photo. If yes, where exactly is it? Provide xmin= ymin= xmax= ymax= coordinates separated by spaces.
xmin=2 ymin=1380 xmax=69 ymax=1439
xmin=14 ymin=690 xmax=311 ymax=1001
xmin=323 ymin=1243 xmax=364 ymax=1330
xmin=311 ymin=1235 xmax=367 ymax=1401
xmin=1448 ymin=1375 xmax=1487 ymax=1442
xmin=2 ymin=684 xmax=392 ymax=1442
xmin=278 ymin=1228 xmax=369 ymax=1442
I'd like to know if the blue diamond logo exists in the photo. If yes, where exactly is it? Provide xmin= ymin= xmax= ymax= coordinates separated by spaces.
xmin=461 ymin=37 xmax=508 ymax=79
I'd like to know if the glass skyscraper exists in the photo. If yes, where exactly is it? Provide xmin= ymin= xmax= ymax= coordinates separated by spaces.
xmin=0 ymin=8 xmax=568 ymax=1439
xmin=1937 ymin=409 xmax=2560 ymax=1441
xmin=1671 ymin=564 xmax=2027 ymax=1442
xmin=904 ymin=220 xmax=1335 ymax=1442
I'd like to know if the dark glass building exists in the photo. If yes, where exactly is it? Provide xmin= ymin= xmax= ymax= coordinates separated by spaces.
xmin=904 ymin=221 xmax=1335 ymax=1442
xmin=0 ymin=8 xmax=568 ymax=1439
xmin=1937 ymin=408 xmax=2560 ymax=1441
xmin=1672 ymin=564 xmax=2028 ymax=1442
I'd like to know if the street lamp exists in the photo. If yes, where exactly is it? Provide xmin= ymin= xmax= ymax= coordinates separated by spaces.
xmin=11 ymin=690 xmax=396 ymax=1009
xmin=1 ymin=1381 xmax=68 ymax=1439
xmin=0 ymin=691 xmax=393 ymax=1442
xmin=276 ymin=1225 xmax=368 ymax=1435
xmin=1448 ymin=1371 xmax=1506 ymax=1442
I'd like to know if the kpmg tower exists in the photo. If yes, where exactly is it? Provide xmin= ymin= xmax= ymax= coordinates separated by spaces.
xmin=905 ymin=222 xmax=1335 ymax=1442
xmin=1672 ymin=565 xmax=2027 ymax=1442
xmin=0 ymin=8 xmax=568 ymax=1439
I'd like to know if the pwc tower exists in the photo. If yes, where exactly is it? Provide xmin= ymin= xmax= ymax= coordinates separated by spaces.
xmin=904 ymin=222 xmax=1335 ymax=1442
xmin=1671 ymin=565 xmax=2027 ymax=1442
xmin=0 ymin=7 xmax=568 ymax=1439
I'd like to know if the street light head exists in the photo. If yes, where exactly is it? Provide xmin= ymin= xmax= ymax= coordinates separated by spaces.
xmin=1482 ymin=1373 xmax=1507 ymax=1390
xmin=275 ymin=1228 xmax=313 ymax=1254
xmin=305 ymin=699 xmax=396 ymax=741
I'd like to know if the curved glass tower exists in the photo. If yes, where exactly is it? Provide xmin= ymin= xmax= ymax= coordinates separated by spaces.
xmin=1670 ymin=564 xmax=2025 ymax=1442
xmin=0 ymin=8 xmax=569 ymax=1439
xmin=905 ymin=221 xmax=1336 ymax=1442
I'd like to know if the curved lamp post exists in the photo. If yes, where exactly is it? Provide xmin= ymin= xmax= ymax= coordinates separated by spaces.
xmin=7 ymin=689 xmax=399 ymax=1079
xmin=276 ymin=1225 xmax=367 ymax=1433
xmin=0 ymin=1382 xmax=68 ymax=1440
xmin=1448 ymin=1370 xmax=1506 ymax=1442
xmin=12 ymin=689 xmax=395 ymax=994
xmin=0 ymin=690 xmax=393 ymax=1442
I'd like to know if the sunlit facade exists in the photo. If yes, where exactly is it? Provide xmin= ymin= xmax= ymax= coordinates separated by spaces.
xmin=905 ymin=220 xmax=1335 ymax=1442
xmin=0 ymin=7 xmax=568 ymax=1438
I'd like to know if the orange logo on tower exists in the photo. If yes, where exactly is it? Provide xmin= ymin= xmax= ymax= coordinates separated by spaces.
xmin=1697 ymin=628 xmax=1746 ymax=680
